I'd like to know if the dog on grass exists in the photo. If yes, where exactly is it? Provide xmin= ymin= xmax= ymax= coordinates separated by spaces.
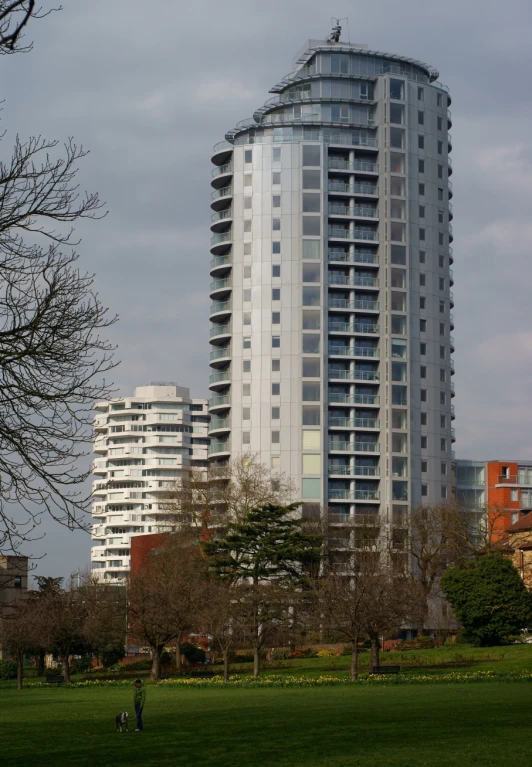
xmin=116 ymin=712 xmax=129 ymax=732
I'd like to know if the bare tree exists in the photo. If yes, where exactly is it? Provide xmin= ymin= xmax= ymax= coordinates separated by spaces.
xmin=0 ymin=1 xmax=59 ymax=55
xmin=198 ymin=578 xmax=240 ymax=682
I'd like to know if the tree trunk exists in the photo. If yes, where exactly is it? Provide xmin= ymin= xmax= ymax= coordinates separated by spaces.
xmin=175 ymin=633 xmax=182 ymax=674
xmin=37 ymin=649 xmax=45 ymax=677
xmin=350 ymin=636 xmax=359 ymax=681
xmin=17 ymin=650 xmax=23 ymax=690
xmin=370 ymin=637 xmax=380 ymax=670
xmin=62 ymin=654 xmax=71 ymax=684
xmin=151 ymin=646 xmax=162 ymax=680
xmin=223 ymin=651 xmax=230 ymax=682
xmin=253 ymin=648 xmax=260 ymax=678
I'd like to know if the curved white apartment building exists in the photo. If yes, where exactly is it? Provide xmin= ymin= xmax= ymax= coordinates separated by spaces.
xmin=208 ymin=36 xmax=455 ymax=566
xmin=91 ymin=384 xmax=209 ymax=583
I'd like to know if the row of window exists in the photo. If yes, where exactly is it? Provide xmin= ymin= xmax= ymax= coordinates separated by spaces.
xmin=389 ymin=102 xmax=447 ymax=134
xmin=389 ymin=79 xmax=446 ymax=109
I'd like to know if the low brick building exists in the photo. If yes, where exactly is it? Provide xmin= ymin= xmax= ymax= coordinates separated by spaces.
xmin=0 ymin=555 xmax=29 ymax=659
xmin=495 ymin=514 xmax=532 ymax=589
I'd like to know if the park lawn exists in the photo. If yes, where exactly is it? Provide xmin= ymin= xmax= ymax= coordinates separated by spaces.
xmin=2 ymin=682 xmax=532 ymax=767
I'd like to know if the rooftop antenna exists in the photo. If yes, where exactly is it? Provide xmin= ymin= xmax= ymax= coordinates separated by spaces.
xmin=326 ymin=17 xmax=347 ymax=43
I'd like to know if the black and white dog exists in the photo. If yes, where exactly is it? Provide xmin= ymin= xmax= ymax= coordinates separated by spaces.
xmin=116 ymin=712 xmax=129 ymax=732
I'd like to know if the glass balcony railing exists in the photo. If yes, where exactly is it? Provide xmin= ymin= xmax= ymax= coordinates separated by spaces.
xmin=210 ymin=323 xmax=231 ymax=338
xmin=328 ymin=465 xmax=380 ymax=476
xmin=210 ymin=254 xmax=232 ymax=270
xmin=328 ymin=159 xmax=378 ymax=173
xmin=209 ymin=370 xmax=231 ymax=385
xmin=210 ymin=417 xmax=230 ymax=431
xmin=212 ymin=162 xmax=233 ymax=178
xmin=329 ymin=298 xmax=379 ymax=311
xmin=329 ymin=417 xmax=380 ymax=429
xmin=329 ymin=322 xmax=379 ymax=334
xmin=211 ymin=185 xmax=233 ymax=201
xmin=210 ymin=278 xmax=232 ymax=291
xmin=329 ymin=274 xmax=379 ymax=288
xmin=328 ymin=183 xmax=378 ymax=196
xmin=211 ymin=231 xmax=232 ymax=246
xmin=328 ymin=227 xmax=378 ymax=241
xmin=328 ymin=346 xmax=379 ymax=358
xmin=210 ymin=300 xmax=232 ymax=315
xmin=328 ymin=249 xmax=378 ymax=265
xmin=208 ymin=395 xmax=231 ymax=408
xmin=328 ymin=369 xmax=379 ymax=381
xmin=210 ymin=345 xmax=231 ymax=361
xmin=208 ymin=440 xmax=230 ymax=455
xmin=329 ymin=490 xmax=380 ymax=501
xmin=328 ymin=393 xmax=380 ymax=406
xmin=211 ymin=208 xmax=233 ymax=223
xmin=329 ymin=441 xmax=380 ymax=453
xmin=328 ymin=204 xmax=378 ymax=218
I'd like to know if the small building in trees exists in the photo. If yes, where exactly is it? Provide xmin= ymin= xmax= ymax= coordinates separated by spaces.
xmin=494 ymin=514 xmax=532 ymax=589
xmin=0 ymin=555 xmax=28 ymax=659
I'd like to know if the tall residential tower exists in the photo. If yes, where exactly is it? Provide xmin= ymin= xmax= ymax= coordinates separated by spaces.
xmin=208 ymin=35 xmax=455 ymax=564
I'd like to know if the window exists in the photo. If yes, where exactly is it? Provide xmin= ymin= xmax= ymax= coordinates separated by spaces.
xmin=331 ymin=104 xmax=349 ymax=122
xmin=440 ymin=345 xmax=445 ymax=359
xmin=243 ymin=360 xmax=251 ymax=373
xmin=243 ymin=289 xmax=251 ymax=302
xmin=420 ymin=342 xmax=427 ymax=355
xmin=244 ymin=196 xmax=252 ymax=210
xmin=440 ymin=322 xmax=445 ymax=336
xmin=271 ymin=383 xmax=280 ymax=396
xmin=390 ymin=128 xmax=405 ymax=149
xmin=418 ymin=111 xmax=424 ymax=125
xmin=242 ymin=407 xmax=250 ymax=421
xmin=272 ymin=336 xmax=280 ymax=348
xmin=421 ymin=436 xmax=428 ymax=449
xmin=298 ymin=385 xmax=322 ymax=412
xmin=437 ymin=140 xmax=443 ymax=155
xmin=437 ymin=94 xmax=442 ymax=107
xmin=244 ymin=149 xmax=252 ymax=164
xmin=244 ymin=173 xmax=252 ymax=186
xmin=303 ymin=453 xmax=321 ymax=473
xmin=271 ymin=431 xmax=280 ymax=443
xmin=302 ymin=286 xmax=320 ymax=306
xmin=243 ymin=383 xmax=251 ymax=396
xmin=272 ymin=359 xmax=280 ymax=372
xmin=302 ymin=145 xmax=321 ymax=166
xmin=418 ymin=159 xmax=425 ymax=174
xmin=419 ymin=183 xmax=425 ymax=196
xmin=392 ymin=409 xmax=407 ymax=429
xmin=418 ymin=86 xmax=424 ymax=101
xmin=419 ymin=205 xmax=425 ymax=218
xmin=440 ymin=392 xmax=446 ymax=405
xmin=392 ymin=362 xmax=407 ymax=382
xmin=389 ymin=103 xmax=404 ymax=124
xmin=390 ymin=152 xmax=405 ymax=173
xmin=441 ymin=486 xmax=448 ymax=499
xmin=419 ymin=227 xmax=426 ymax=241
xmin=422 ymin=484 xmax=428 ymax=497
xmin=440 ymin=414 xmax=446 ymax=428
xmin=243 ymin=431 xmax=250 ymax=444
xmin=272 ymin=195 xmax=281 ymax=208
xmin=511 ymin=489 xmax=518 ymax=502
xmin=391 ymin=199 xmax=406 ymax=219
xmin=302 ymin=335 xmax=320 ymax=354
xmin=390 ymin=176 xmax=405 ymax=196
xmin=302 ymin=478 xmax=320 ymax=499
xmin=243 ymin=312 xmax=251 ymax=325
xmin=302 ymin=358 xmax=320 ymax=377
xmin=441 ymin=462 xmax=447 ymax=476
xmin=440 ymin=369 xmax=446 ymax=382
xmin=421 ymin=461 xmax=428 ymax=473
xmin=271 ymin=455 xmax=280 ymax=469
xmin=439 ymin=232 xmax=445 ymax=246
xmin=391 ymin=221 xmax=406 ymax=242
xmin=389 ymin=79 xmax=404 ymax=99
xmin=244 ymin=242 xmax=252 ymax=256
xmin=421 ymin=389 xmax=427 ymax=402
xmin=302 ymin=169 xmax=321 ymax=189
xmin=418 ymin=135 xmax=425 ymax=150
xmin=392 ymin=385 xmax=407 ymax=406
xmin=420 ymin=412 xmax=427 ymax=426
xmin=391 ymin=268 xmax=406 ymax=288
xmin=272 ymin=288 xmax=280 ymax=301
xmin=303 ymin=240 xmax=320 ymax=259
xmin=272 ymin=172 xmax=281 ymax=185
xmin=437 ymin=116 xmax=443 ymax=132
xmin=272 ymin=406 xmax=280 ymax=419
xmin=273 ymin=147 xmax=281 ymax=162
xmin=420 ymin=366 xmax=427 ymax=378
xmin=302 ymin=217 xmax=321 ymax=236
xmin=302 ymin=430 xmax=320 ymax=450
xmin=438 ymin=211 xmax=444 ymax=225
xmin=441 ymin=438 xmax=447 ymax=451
xmin=13 ymin=575 xmax=22 ymax=588
xmin=302 ymin=310 xmax=320 ymax=329
xmin=419 ymin=250 xmax=426 ymax=264
xmin=420 ymin=297 xmax=426 ymax=310
xmin=303 ymin=193 xmax=320 ymax=212
xmin=439 ymin=300 xmax=445 ymax=314
xmin=272 ymin=264 xmax=281 ymax=277
xmin=392 ymin=338 xmax=407 ymax=358
xmin=272 ymin=241 xmax=281 ymax=254
xmin=391 ymin=315 xmax=406 ymax=335
xmin=243 ymin=337 xmax=251 ymax=349
xmin=303 ymin=262 xmax=320 ymax=282
xmin=391 ymin=292 xmax=406 ymax=311
xmin=302 ymin=406 xmax=320 ymax=425
xmin=391 ymin=244 xmax=406 ymax=265
xmin=420 ymin=319 xmax=426 ymax=332
xmin=438 ymin=164 xmax=443 ymax=179
xmin=243 ymin=266 xmax=251 ymax=279
xmin=511 ymin=512 xmax=519 ymax=524
xmin=244 ymin=220 xmax=252 ymax=232
xmin=272 ymin=218 xmax=281 ymax=231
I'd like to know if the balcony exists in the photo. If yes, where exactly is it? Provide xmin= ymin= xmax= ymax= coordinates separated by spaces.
xmin=328 ymin=182 xmax=378 ymax=196
xmin=329 ymin=441 xmax=380 ymax=453
xmin=329 ymin=490 xmax=380 ymax=501
xmin=497 ymin=474 xmax=519 ymax=485
xmin=209 ymin=416 xmax=231 ymax=433
xmin=329 ymin=298 xmax=379 ymax=312
xmin=210 ymin=300 xmax=232 ymax=319
xmin=211 ymin=231 xmax=232 ymax=254
xmin=208 ymin=440 xmax=231 ymax=456
xmin=328 ymin=249 xmax=378 ymax=265
xmin=210 ymin=277 xmax=232 ymax=299
xmin=328 ymin=226 xmax=378 ymax=242
xmin=328 ymin=159 xmax=378 ymax=173
xmin=329 ymin=368 xmax=379 ymax=382
xmin=208 ymin=394 xmax=231 ymax=411
xmin=211 ymin=185 xmax=233 ymax=211
xmin=328 ymin=465 xmax=380 ymax=477
xmin=210 ymin=323 xmax=232 ymax=340
xmin=328 ymin=204 xmax=378 ymax=219
xmin=211 ymin=207 xmax=233 ymax=232
xmin=329 ymin=417 xmax=380 ymax=429
xmin=329 ymin=322 xmax=379 ymax=335
xmin=328 ymin=345 xmax=379 ymax=358
xmin=211 ymin=162 xmax=233 ymax=189
xmin=210 ymin=254 xmax=232 ymax=275
xmin=210 ymin=345 xmax=232 ymax=363
xmin=329 ymin=393 xmax=380 ymax=406
xmin=329 ymin=274 xmax=379 ymax=288
xmin=209 ymin=369 xmax=231 ymax=391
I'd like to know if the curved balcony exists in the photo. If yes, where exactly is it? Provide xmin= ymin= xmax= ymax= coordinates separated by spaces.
xmin=211 ymin=162 xmax=233 ymax=189
xmin=328 ymin=204 xmax=379 ymax=219
xmin=328 ymin=159 xmax=378 ymax=174
xmin=447 ymin=108 xmax=452 ymax=128
xmin=448 ymin=157 xmax=453 ymax=176
xmin=328 ymin=465 xmax=380 ymax=477
xmin=211 ymin=207 xmax=233 ymax=233
xmin=328 ymin=368 xmax=380 ymax=382
xmin=210 ymin=254 xmax=232 ymax=276
xmin=329 ymin=322 xmax=379 ymax=335
xmin=329 ymin=274 xmax=379 ymax=289
xmin=208 ymin=394 xmax=231 ymax=413
xmin=329 ymin=490 xmax=380 ymax=502
xmin=450 ymin=381 xmax=455 ymax=397
xmin=208 ymin=416 xmax=231 ymax=436
xmin=211 ymin=185 xmax=234 ymax=212
xmin=210 ymin=344 xmax=232 ymax=367
xmin=328 ymin=249 xmax=378 ymax=266
xmin=210 ymin=277 xmax=232 ymax=299
xmin=328 ymin=345 xmax=379 ymax=359
xmin=211 ymin=141 xmax=233 ymax=166
xmin=449 ymin=291 xmax=455 ymax=308
xmin=210 ymin=322 xmax=232 ymax=344
xmin=449 ymin=313 xmax=455 ymax=330
xmin=328 ymin=226 xmax=378 ymax=243
xmin=448 ymin=180 xmax=453 ymax=200
xmin=210 ymin=299 xmax=232 ymax=321
xmin=208 ymin=439 xmax=231 ymax=458
xmin=209 ymin=368 xmax=231 ymax=392
xmin=449 ymin=269 xmax=454 ymax=287
xmin=329 ymin=298 xmax=379 ymax=312
xmin=329 ymin=417 xmax=380 ymax=429
xmin=328 ymin=182 xmax=378 ymax=197
xmin=449 ymin=246 xmax=454 ymax=264
xmin=210 ymin=231 xmax=233 ymax=255
xmin=329 ymin=393 xmax=380 ymax=406
xmin=328 ymin=441 xmax=380 ymax=453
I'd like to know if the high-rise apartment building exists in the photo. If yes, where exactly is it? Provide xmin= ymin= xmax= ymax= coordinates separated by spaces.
xmin=208 ymin=34 xmax=455 ymax=558
xmin=91 ymin=383 xmax=209 ymax=583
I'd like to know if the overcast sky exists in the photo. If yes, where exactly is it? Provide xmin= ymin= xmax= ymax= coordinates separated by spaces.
xmin=3 ymin=0 xmax=531 ymax=579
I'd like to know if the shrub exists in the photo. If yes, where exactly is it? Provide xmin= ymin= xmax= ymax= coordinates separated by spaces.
xmin=317 ymin=649 xmax=334 ymax=658
xmin=290 ymin=651 xmax=304 ymax=659
xmin=0 ymin=659 xmax=17 ymax=680
xmin=180 ymin=643 xmax=206 ymax=665
xmin=71 ymin=657 xmax=93 ymax=675
xmin=101 ymin=648 xmax=125 ymax=668
xmin=44 ymin=667 xmax=61 ymax=678
xmin=271 ymin=649 xmax=291 ymax=661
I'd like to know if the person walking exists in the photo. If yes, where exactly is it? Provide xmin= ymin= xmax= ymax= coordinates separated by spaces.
xmin=133 ymin=678 xmax=146 ymax=731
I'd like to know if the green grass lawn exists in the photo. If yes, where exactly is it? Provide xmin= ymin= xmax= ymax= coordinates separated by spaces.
xmin=2 ymin=681 xmax=532 ymax=766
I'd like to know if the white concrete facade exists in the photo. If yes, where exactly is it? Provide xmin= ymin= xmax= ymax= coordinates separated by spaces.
xmin=90 ymin=384 xmax=209 ymax=583
xmin=208 ymin=38 xmax=455 ymax=566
